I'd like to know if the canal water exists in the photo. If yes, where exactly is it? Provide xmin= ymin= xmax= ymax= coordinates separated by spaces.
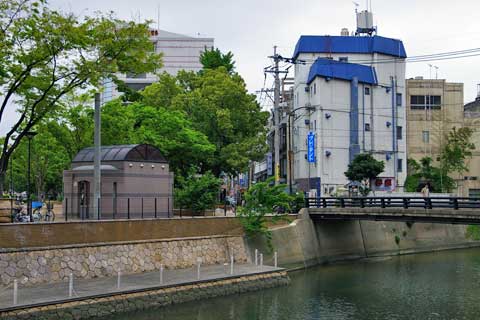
xmin=103 ymin=248 xmax=480 ymax=319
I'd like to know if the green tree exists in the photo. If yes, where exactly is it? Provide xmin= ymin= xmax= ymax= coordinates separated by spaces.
xmin=238 ymin=178 xmax=296 ymax=250
xmin=148 ymin=67 xmax=269 ymax=176
xmin=344 ymin=153 xmax=384 ymax=195
xmin=404 ymin=157 xmax=454 ymax=193
xmin=439 ymin=127 xmax=475 ymax=175
xmin=99 ymin=100 xmax=215 ymax=179
xmin=199 ymin=47 xmax=235 ymax=74
xmin=0 ymin=0 xmax=162 ymax=192
xmin=174 ymin=169 xmax=221 ymax=214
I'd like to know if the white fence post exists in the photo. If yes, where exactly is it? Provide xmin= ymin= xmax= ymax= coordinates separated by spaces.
xmin=254 ymin=249 xmax=258 ymax=265
xmin=260 ymin=253 xmax=263 ymax=269
xmin=230 ymin=255 xmax=234 ymax=275
xmin=160 ymin=264 xmax=164 ymax=285
xmin=274 ymin=251 xmax=278 ymax=268
xmin=117 ymin=271 xmax=121 ymax=289
xmin=196 ymin=258 xmax=202 ymax=280
xmin=13 ymin=279 xmax=18 ymax=305
xmin=68 ymin=273 xmax=73 ymax=297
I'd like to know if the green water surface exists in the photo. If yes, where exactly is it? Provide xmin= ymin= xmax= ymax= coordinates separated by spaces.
xmin=102 ymin=248 xmax=480 ymax=319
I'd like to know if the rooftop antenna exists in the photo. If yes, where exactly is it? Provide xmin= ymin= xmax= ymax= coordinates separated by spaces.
xmin=434 ymin=66 xmax=439 ymax=79
xmin=353 ymin=1 xmax=359 ymax=13
xmin=157 ymin=4 xmax=160 ymax=31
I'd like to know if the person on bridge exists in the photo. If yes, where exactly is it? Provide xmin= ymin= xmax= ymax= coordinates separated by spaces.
xmin=421 ymin=184 xmax=430 ymax=198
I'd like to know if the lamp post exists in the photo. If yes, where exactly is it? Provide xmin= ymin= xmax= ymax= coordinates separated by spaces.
xmin=25 ymin=131 xmax=37 ymax=222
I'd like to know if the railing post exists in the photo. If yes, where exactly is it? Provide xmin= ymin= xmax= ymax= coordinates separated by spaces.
xmin=65 ymin=198 xmax=68 ymax=222
xmin=13 ymin=279 xmax=18 ymax=305
xmin=305 ymin=197 xmax=309 ymax=208
xmin=427 ymin=198 xmax=433 ymax=209
xmin=68 ymin=273 xmax=73 ymax=297
xmin=155 ymin=198 xmax=157 ymax=218
xmin=403 ymin=197 xmax=408 ymax=209
xmin=381 ymin=198 xmax=386 ymax=208
xmin=453 ymin=197 xmax=459 ymax=210
xmin=360 ymin=198 xmax=365 ymax=208
xmin=322 ymin=198 xmax=327 ymax=208
xmin=97 ymin=197 xmax=100 ymax=220
xmin=127 ymin=198 xmax=130 ymax=219
xmin=340 ymin=198 xmax=345 ymax=208
xmin=141 ymin=197 xmax=144 ymax=219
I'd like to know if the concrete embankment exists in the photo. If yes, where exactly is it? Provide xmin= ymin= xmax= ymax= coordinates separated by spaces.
xmin=0 ymin=218 xmax=290 ymax=319
xmin=0 ymin=268 xmax=289 ymax=320
xmin=248 ymin=209 xmax=480 ymax=269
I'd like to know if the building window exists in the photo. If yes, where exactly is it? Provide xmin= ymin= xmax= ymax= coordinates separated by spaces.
xmin=365 ymin=87 xmax=370 ymax=95
xmin=339 ymin=57 xmax=348 ymax=62
xmin=469 ymin=189 xmax=480 ymax=197
xmin=365 ymin=123 xmax=371 ymax=131
xmin=422 ymin=130 xmax=430 ymax=143
xmin=314 ymin=83 xmax=316 ymax=95
xmin=396 ymin=93 xmax=402 ymax=107
xmin=397 ymin=159 xmax=403 ymax=172
xmin=410 ymin=95 xmax=442 ymax=110
xmin=396 ymin=126 xmax=402 ymax=140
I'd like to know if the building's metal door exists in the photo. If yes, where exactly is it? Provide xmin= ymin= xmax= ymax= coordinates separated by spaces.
xmin=78 ymin=181 xmax=90 ymax=219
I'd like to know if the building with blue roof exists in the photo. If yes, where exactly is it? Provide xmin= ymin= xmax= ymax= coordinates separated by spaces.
xmin=290 ymin=28 xmax=407 ymax=195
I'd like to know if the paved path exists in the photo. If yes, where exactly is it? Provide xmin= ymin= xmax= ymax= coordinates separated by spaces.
xmin=0 ymin=263 xmax=281 ymax=309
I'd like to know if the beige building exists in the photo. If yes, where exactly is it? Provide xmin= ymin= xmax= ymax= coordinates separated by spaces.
xmin=463 ymin=88 xmax=480 ymax=197
xmin=406 ymin=78 xmax=480 ymax=196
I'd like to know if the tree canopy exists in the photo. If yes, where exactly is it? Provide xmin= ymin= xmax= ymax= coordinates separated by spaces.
xmin=141 ymin=67 xmax=269 ymax=176
xmin=0 ymin=0 xmax=161 ymax=191
xmin=199 ymin=47 xmax=235 ymax=74
xmin=344 ymin=153 xmax=385 ymax=184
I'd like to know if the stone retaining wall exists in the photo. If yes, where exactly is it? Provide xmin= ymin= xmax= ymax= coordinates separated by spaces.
xmin=0 ymin=271 xmax=290 ymax=320
xmin=0 ymin=236 xmax=247 ymax=287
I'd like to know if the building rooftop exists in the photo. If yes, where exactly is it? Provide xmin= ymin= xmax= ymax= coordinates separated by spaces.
xmin=307 ymin=58 xmax=378 ymax=85
xmin=72 ymin=144 xmax=167 ymax=163
xmin=464 ymin=97 xmax=480 ymax=112
xmin=293 ymin=35 xmax=407 ymax=59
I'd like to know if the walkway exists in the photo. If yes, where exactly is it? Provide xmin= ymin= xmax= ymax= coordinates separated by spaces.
xmin=0 ymin=263 xmax=282 ymax=310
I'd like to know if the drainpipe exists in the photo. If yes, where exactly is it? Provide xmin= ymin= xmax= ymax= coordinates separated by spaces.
xmin=349 ymin=77 xmax=360 ymax=163
xmin=391 ymin=77 xmax=397 ymax=185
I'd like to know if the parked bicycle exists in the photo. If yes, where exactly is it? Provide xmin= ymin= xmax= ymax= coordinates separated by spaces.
xmin=32 ymin=201 xmax=55 ymax=222
xmin=12 ymin=199 xmax=30 ymax=222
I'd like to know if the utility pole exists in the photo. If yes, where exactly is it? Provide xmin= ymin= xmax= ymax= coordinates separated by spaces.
xmin=273 ymin=46 xmax=281 ymax=185
xmin=93 ymin=93 xmax=101 ymax=219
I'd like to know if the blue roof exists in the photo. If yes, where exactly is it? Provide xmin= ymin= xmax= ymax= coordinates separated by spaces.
xmin=307 ymin=58 xmax=378 ymax=85
xmin=293 ymin=35 xmax=407 ymax=59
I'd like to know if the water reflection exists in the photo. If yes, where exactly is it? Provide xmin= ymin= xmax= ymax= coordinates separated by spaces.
xmin=101 ymin=248 xmax=480 ymax=320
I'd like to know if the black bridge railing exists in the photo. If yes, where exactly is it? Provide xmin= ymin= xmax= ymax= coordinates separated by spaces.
xmin=305 ymin=197 xmax=480 ymax=210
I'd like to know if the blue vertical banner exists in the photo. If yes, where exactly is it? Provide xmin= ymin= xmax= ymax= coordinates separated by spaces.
xmin=307 ymin=132 xmax=315 ymax=163
xmin=266 ymin=152 xmax=273 ymax=176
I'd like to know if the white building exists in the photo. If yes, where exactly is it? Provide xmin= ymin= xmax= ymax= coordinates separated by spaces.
xmin=102 ymin=29 xmax=214 ymax=104
xmin=292 ymin=27 xmax=407 ymax=195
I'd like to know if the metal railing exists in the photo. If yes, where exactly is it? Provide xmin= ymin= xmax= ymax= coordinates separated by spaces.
xmin=305 ymin=197 xmax=480 ymax=210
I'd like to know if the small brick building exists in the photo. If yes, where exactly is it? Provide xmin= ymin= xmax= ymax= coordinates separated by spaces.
xmin=63 ymin=144 xmax=173 ymax=219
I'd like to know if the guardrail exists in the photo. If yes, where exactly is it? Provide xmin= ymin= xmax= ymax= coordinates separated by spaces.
xmin=305 ymin=197 xmax=480 ymax=210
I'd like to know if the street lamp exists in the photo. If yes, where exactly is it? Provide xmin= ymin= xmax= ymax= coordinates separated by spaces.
xmin=25 ymin=131 xmax=37 ymax=222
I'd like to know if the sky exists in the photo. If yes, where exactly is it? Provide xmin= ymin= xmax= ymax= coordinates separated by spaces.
xmin=2 ymin=0 xmax=480 ymax=134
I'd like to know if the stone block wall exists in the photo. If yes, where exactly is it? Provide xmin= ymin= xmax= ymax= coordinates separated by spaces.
xmin=0 ymin=236 xmax=247 ymax=287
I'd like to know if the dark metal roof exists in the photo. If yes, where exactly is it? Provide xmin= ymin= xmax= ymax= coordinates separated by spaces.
xmin=464 ymin=97 xmax=480 ymax=112
xmin=72 ymin=144 xmax=167 ymax=163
